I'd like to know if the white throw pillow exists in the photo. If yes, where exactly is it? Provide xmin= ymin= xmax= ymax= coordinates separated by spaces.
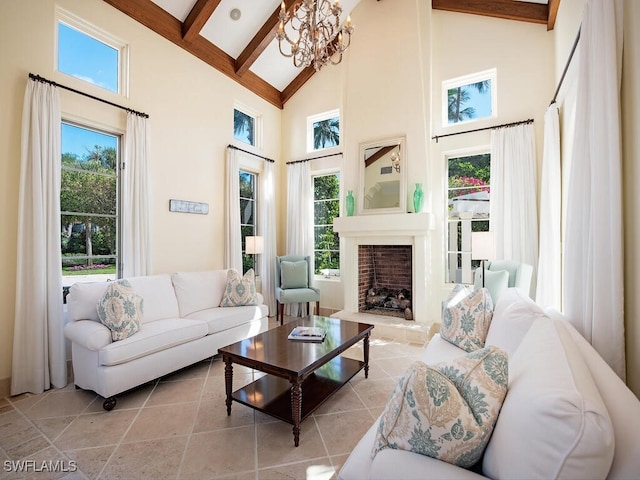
xmin=373 ymin=346 xmax=508 ymax=468
xmin=482 ymin=317 xmax=615 ymax=479
xmin=96 ymin=280 xmax=143 ymax=341
xmin=441 ymin=285 xmax=493 ymax=352
xmin=220 ymin=269 xmax=259 ymax=307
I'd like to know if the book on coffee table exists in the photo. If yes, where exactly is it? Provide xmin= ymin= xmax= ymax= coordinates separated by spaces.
xmin=288 ymin=326 xmax=326 ymax=342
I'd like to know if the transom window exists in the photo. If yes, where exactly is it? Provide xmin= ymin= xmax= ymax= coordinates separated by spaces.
xmin=61 ymin=122 xmax=120 ymax=287
xmin=56 ymin=9 xmax=128 ymax=94
xmin=307 ymin=109 xmax=340 ymax=153
xmin=446 ymin=152 xmax=490 ymax=284
xmin=234 ymin=104 xmax=262 ymax=148
xmin=313 ymin=173 xmax=340 ymax=276
xmin=443 ymin=69 xmax=496 ymax=127
xmin=239 ymin=170 xmax=258 ymax=274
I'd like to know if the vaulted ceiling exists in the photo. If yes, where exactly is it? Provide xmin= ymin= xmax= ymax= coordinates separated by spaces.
xmin=103 ymin=0 xmax=560 ymax=109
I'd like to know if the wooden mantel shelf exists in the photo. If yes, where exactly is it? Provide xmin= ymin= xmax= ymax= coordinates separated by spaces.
xmin=333 ymin=213 xmax=435 ymax=237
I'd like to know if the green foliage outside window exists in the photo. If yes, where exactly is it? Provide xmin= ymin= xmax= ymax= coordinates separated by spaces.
xmin=240 ymin=170 xmax=257 ymax=274
xmin=313 ymin=117 xmax=340 ymax=149
xmin=314 ymin=173 xmax=340 ymax=275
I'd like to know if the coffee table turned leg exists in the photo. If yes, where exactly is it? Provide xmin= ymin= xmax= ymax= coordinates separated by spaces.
xmin=224 ymin=356 xmax=233 ymax=416
xmin=291 ymin=381 xmax=302 ymax=446
xmin=364 ymin=332 xmax=371 ymax=379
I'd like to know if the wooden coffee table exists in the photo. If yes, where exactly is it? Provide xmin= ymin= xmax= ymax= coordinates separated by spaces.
xmin=218 ymin=315 xmax=373 ymax=446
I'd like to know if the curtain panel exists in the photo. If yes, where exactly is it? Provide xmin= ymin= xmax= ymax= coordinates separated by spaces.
xmin=259 ymin=161 xmax=277 ymax=316
xmin=564 ymin=0 xmax=625 ymax=379
xmin=122 ymin=113 xmax=152 ymax=278
xmin=225 ymin=148 xmax=243 ymax=272
xmin=11 ymin=79 xmax=67 ymax=395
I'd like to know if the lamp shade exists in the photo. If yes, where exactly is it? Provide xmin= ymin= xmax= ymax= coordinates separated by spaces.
xmin=245 ymin=236 xmax=264 ymax=255
xmin=472 ymin=231 xmax=496 ymax=261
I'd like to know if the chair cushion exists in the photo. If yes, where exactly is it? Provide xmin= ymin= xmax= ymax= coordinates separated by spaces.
xmin=482 ymin=317 xmax=615 ymax=479
xmin=373 ymin=346 xmax=508 ymax=468
xmin=220 ymin=269 xmax=259 ymax=307
xmin=276 ymin=287 xmax=320 ymax=303
xmin=96 ymin=280 xmax=143 ymax=341
xmin=280 ymin=260 xmax=308 ymax=289
xmin=441 ymin=285 xmax=493 ymax=352
xmin=478 ymin=269 xmax=509 ymax=305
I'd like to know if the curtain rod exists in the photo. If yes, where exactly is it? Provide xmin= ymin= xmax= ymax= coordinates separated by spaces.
xmin=550 ymin=26 xmax=581 ymax=106
xmin=287 ymin=151 xmax=343 ymax=165
xmin=432 ymin=118 xmax=534 ymax=143
xmin=28 ymin=73 xmax=149 ymax=118
xmin=226 ymin=144 xmax=275 ymax=163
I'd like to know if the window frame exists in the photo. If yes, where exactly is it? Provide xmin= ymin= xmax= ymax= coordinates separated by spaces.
xmin=312 ymin=170 xmax=341 ymax=279
xmin=442 ymin=69 xmax=497 ymax=128
xmin=445 ymin=147 xmax=491 ymax=285
xmin=233 ymin=103 xmax=262 ymax=149
xmin=60 ymin=119 xmax=122 ymax=287
xmin=307 ymin=109 xmax=340 ymax=153
xmin=55 ymin=7 xmax=129 ymax=96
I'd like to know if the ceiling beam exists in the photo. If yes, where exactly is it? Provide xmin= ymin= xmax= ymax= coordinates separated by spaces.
xmin=364 ymin=145 xmax=396 ymax=168
xmin=281 ymin=66 xmax=316 ymax=105
xmin=547 ymin=0 xmax=560 ymax=30
xmin=182 ymin=0 xmax=222 ymax=43
xmin=235 ymin=0 xmax=302 ymax=76
xmin=103 ymin=0 xmax=283 ymax=108
xmin=432 ymin=0 xmax=548 ymax=25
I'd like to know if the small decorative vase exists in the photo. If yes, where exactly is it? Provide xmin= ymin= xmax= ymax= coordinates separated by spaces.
xmin=346 ymin=190 xmax=355 ymax=216
xmin=413 ymin=183 xmax=424 ymax=213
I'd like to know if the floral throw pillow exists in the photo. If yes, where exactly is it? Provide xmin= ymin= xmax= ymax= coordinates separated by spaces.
xmin=372 ymin=346 xmax=508 ymax=468
xmin=441 ymin=284 xmax=494 ymax=352
xmin=220 ymin=269 xmax=259 ymax=307
xmin=96 ymin=280 xmax=143 ymax=341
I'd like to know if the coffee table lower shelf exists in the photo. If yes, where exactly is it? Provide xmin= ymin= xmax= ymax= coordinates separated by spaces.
xmin=231 ymin=356 xmax=365 ymax=424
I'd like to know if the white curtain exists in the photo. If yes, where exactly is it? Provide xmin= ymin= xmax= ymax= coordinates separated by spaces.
xmin=259 ymin=161 xmax=277 ymax=316
xmin=286 ymin=161 xmax=314 ymax=316
xmin=564 ymin=0 xmax=625 ymax=378
xmin=11 ymin=79 xmax=66 ymax=395
xmin=122 ymin=113 xmax=152 ymax=278
xmin=225 ymin=147 xmax=243 ymax=271
xmin=490 ymin=123 xmax=539 ymax=296
xmin=536 ymin=104 xmax=562 ymax=309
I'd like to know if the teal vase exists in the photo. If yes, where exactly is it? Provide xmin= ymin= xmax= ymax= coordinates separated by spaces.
xmin=346 ymin=190 xmax=355 ymax=216
xmin=413 ymin=183 xmax=424 ymax=213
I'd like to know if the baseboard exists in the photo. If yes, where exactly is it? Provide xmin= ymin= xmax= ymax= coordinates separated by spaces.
xmin=0 ymin=376 xmax=10 ymax=399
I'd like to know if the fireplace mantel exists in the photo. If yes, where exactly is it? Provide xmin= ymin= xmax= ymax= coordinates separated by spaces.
xmin=333 ymin=212 xmax=434 ymax=237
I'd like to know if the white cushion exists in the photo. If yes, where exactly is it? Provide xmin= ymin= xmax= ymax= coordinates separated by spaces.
xmin=420 ymin=334 xmax=467 ymax=365
xmin=98 ymin=318 xmax=207 ymax=366
xmin=185 ymin=304 xmax=268 ymax=334
xmin=127 ymin=274 xmax=180 ymax=322
xmin=482 ymin=317 xmax=615 ymax=479
xmin=171 ymin=270 xmax=228 ymax=317
xmin=67 ymin=281 xmax=110 ymax=322
xmin=485 ymin=287 xmax=547 ymax=358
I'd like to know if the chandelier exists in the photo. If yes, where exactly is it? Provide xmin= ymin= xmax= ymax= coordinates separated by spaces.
xmin=276 ymin=0 xmax=354 ymax=71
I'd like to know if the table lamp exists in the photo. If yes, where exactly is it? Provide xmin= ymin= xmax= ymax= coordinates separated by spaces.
xmin=245 ymin=236 xmax=264 ymax=273
xmin=472 ymin=231 xmax=496 ymax=288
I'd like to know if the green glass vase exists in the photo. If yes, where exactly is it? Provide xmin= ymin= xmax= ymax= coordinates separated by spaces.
xmin=413 ymin=183 xmax=424 ymax=213
xmin=346 ymin=190 xmax=355 ymax=216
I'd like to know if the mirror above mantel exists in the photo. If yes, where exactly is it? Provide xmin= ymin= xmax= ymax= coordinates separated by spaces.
xmin=359 ymin=135 xmax=407 ymax=215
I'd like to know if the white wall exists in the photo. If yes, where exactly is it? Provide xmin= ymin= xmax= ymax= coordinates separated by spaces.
xmin=0 ymin=0 xmax=282 ymax=393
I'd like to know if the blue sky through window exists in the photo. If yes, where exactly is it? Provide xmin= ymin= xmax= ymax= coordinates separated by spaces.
xmin=62 ymin=123 xmax=117 ymax=158
xmin=58 ymin=22 xmax=118 ymax=93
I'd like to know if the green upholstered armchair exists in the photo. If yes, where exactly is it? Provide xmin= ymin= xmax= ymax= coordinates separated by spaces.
xmin=274 ymin=255 xmax=320 ymax=325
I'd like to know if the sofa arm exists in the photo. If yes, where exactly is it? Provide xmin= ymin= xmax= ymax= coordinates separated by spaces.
xmin=64 ymin=320 xmax=112 ymax=351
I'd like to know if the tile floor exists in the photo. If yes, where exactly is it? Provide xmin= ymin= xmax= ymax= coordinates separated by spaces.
xmin=0 ymin=317 xmax=425 ymax=480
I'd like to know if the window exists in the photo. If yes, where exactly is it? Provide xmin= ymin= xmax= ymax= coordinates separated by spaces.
xmin=239 ymin=170 xmax=258 ymax=273
xmin=56 ymin=9 xmax=128 ymax=94
xmin=234 ymin=104 xmax=262 ymax=148
xmin=313 ymin=173 xmax=340 ymax=276
xmin=443 ymin=69 xmax=496 ymax=126
xmin=307 ymin=109 xmax=340 ymax=152
xmin=61 ymin=122 xmax=120 ymax=287
xmin=446 ymin=152 xmax=490 ymax=284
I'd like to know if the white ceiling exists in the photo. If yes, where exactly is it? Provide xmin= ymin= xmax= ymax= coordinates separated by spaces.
xmin=150 ymin=0 xmax=361 ymax=91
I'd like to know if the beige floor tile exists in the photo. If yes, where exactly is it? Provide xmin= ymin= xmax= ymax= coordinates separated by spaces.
xmin=54 ymin=410 xmax=137 ymax=451
xmin=180 ymin=425 xmax=256 ymax=480
xmin=123 ymin=402 xmax=198 ymax=442
xmin=64 ymin=445 xmax=115 ymax=480
xmin=145 ymin=377 xmax=205 ymax=407
xmin=329 ymin=453 xmax=351 ymax=476
xmin=161 ymin=359 xmax=212 ymax=382
xmin=0 ymin=410 xmax=41 ymax=452
xmin=5 ymin=434 xmax=51 ymax=462
xmin=256 ymin=420 xmax=327 ymax=469
xmin=100 ymin=436 xmax=188 ymax=480
xmin=376 ymin=356 xmax=418 ymax=377
xmin=314 ymin=409 xmax=376 ymax=456
xmin=32 ymin=416 xmax=76 ymax=443
xmin=20 ymin=390 xmax=96 ymax=420
xmin=15 ymin=445 xmax=74 ymax=480
xmin=350 ymin=378 xmax=397 ymax=409
xmin=258 ymin=458 xmax=335 ymax=480
xmin=193 ymin=399 xmax=255 ymax=433
xmin=313 ymin=385 xmax=365 ymax=415
xmin=84 ymin=383 xmax=156 ymax=414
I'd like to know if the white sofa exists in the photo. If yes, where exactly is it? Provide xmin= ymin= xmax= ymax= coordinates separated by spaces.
xmin=339 ymin=288 xmax=640 ymax=480
xmin=64 ymin=270 xmax=268 ymax=410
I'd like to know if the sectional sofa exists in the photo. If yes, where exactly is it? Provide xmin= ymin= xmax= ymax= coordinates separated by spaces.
xmin=339 ymin=288 xmax=640 ymax=479
xmin=64 ymin=269 xmax=268 ymax=410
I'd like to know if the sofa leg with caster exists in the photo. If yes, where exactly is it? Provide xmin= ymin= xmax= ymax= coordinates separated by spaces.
xmin=103 ymin=397 xmax=117 ymax=411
